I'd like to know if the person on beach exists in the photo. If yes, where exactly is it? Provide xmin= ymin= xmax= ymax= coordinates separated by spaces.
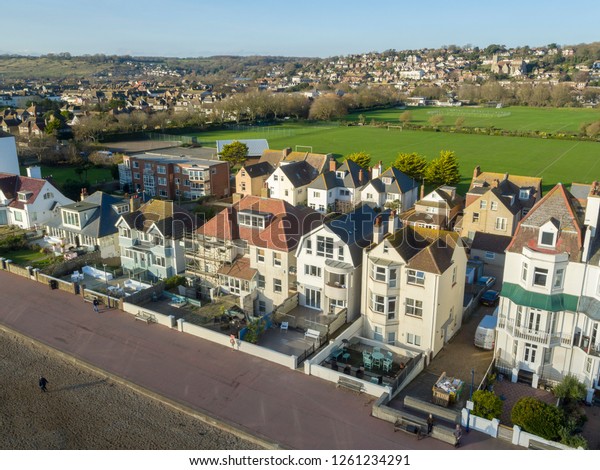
xmin=39 ymin=376 xmax=48 ymax=392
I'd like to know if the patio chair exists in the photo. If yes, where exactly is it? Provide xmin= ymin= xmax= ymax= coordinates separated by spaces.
xmin=280 ymin=321 xmax=289 ymax=332
xmin=363 ymin=356 xmax=373 ymax=370
xmin=373 ymin=346 xmax=381 ymax=354
xmin=362 ymin=350 xmax=372 ymax=362
xmin=383 ymin=358 xmax=393 ymax=373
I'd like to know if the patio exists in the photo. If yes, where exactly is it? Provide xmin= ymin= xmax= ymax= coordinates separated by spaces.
xmin=258 ymin=325 xmax=318 ymax=357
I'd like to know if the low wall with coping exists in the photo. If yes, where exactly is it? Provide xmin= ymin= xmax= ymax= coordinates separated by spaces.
xmin=37 ymin=272 xmax=77 ymax=294
xmin=309 ymin=362 xmax=390 ymax=397
xmin=122 ymin=301 xmax=175 ymax=328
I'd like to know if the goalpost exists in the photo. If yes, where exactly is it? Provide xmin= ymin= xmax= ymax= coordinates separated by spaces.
xmin=295 ymin=145 xmax=313 ymax=153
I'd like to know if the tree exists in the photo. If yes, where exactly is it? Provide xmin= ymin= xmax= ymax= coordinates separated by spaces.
xmin=586 ymin=121 xmax=600 ymax=138
xmin=392 ymin=152 xmax=428 ymax=180
xmin=399 ymin=111 xmax=412 ymax=125
xmin=472 ymin=390 xmax=503 ymax=420
xmin=511 ymin=397 xmax=564 ymax=441
xmin=308 ymin=94 xmax=348 ymax=120
xmin=553 ymin=374 xmax=586 ymax=407
xmin=455 ymin=117 xmax=465 ymax=129
xmin=44 ymin=119 xmax=62 ymax=136
xmin=220 ymin=141 xmax=249 ymax=167
xmin=429 ymin=114 xmax=444 ymax=127
xmin=425 ymin=150 xmax=460 ymax=186
xmin=345 ymin=152 xmax=371 ymax=169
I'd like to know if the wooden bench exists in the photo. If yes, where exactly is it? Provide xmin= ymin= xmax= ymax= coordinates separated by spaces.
xmin=394 ymin=418 xmax=424 ymax=439
xmin=135 ymin=311 xmax=156 ymax=324
xmin=304 ymin=329 xmax=321 ymax=341
xmin=337 ymin=376 xmax=365 ymax=394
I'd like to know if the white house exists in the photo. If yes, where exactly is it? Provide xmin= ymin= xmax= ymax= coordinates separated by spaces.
xmin=0 ymin=132 xmax=19 ymax=175
xmin=307 ymin=157 xmax=370 ymax=213
xmin=360 ymin=164 xmax=419 ymax=211
xmin=295 ymin=204 xmax=378 ymax=321
xmin=362 ymin=223 xmax=467 ymax=357
xmin=495 ymin=182 xmax=600 ymax=394
xmin=266 ymin=161 xmax=319 ymax=205
xmin=0 ymin=171 xmax=72 ymax=229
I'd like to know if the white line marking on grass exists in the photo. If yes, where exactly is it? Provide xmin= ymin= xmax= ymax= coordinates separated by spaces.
xmin=535 ymin=142 xmax=581 ymax=177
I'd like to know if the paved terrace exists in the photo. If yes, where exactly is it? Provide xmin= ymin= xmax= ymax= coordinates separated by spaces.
xmin=0 ymin=270 xmax=517 ymax=450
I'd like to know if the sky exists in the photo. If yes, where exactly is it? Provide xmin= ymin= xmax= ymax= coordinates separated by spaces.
xmin=2 ymin=0 xmax=599 ymax=58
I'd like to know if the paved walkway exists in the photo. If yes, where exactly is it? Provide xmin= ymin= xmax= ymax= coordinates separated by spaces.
xmin=0 ymin=270 xmax=517 ymax=450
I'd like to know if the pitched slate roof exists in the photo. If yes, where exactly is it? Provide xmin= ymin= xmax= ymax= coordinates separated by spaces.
xmin=121 ymin=199 xmax=195 ymax=239
xmin=310 ymin=159 xmax=369 ymax=191
xmin=368 ymin=167 xmax=418 ymax=195
xmin=469 ymin=170 xmax=542 ymax=210
xmin=279 ymin=161 xmax=318 ymax=188
xmin=242 ymin=161 xmax=274 ymax=178
xmin=506 ymin=183 xmax=585 ymax=262
xmin=325 ymin=204 xmax=378 ymax=265
xmin=0 ymin=172 xmax=47 ymax=209
xmin=471 ymin=232 xmax=512 ymax=254
xmin=387 ymin=226 xmax=461 ymax=274
xmin=197 ymin=195 xmax=322 ymax=252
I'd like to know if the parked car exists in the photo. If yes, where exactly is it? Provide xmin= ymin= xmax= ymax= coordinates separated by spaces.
xmin=480 ymin=290 xmax=500 ymax=306
xmin=477 ymin=276 xmax=496 ymax=288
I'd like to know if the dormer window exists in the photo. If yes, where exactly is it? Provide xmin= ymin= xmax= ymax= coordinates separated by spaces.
xmin=538 ymin=220 xmax=559 ymax=248
xmin=336 ymin=171 xmax=345 ymax=179
xmin=114 ymin=204 xmax=129 ymax=214
xmin=237 ymin=209 xmax=270 ymax=229
xmin=519 ymin=188 xmax=530 ymax=200
xmin=540 ymin=232 xmax=555 ymax=247
xmin=17 ymin=191 xmax=32 ymax=202
xmin=382 ymin=177 xmax=392 ymax=185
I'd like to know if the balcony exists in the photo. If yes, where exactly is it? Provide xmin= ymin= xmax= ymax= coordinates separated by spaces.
xmin=498 ymin=315 xmax=572 ymax=347
xmin=324 ymin=282 xmax=347 ymax=301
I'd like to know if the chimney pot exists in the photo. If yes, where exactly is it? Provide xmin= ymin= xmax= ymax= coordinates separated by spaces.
xmin=329 ymin=156 xmax=337 ymax=172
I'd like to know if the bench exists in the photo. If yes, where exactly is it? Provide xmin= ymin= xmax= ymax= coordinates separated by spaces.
xmin=394 ymin=418 xmax=424 ymax=439
xmin=337 ymin=376 xmax=365 ymax=394
xmin=135 ymin=311 xmax=156 ymax=324
xmin=304 ymin=329 xmax=321 ymax=341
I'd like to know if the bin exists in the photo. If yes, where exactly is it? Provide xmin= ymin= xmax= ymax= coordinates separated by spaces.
xmin=49 ymin=280 xmax=58 ymax=290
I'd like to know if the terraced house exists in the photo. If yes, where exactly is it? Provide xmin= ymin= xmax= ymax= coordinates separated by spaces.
xmin=362 ymin=223 xmax=467 ymax=357
xmin=495 ymin=182 xmax=600 ymax=396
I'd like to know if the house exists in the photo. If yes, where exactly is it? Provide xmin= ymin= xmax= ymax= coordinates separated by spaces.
xmin=470 ymin=232 xmax=512 ymax=269
xmin=360 ymin=164 xmax=419 ymax=211
xmin=0 ymin=132 xmax=20 ymax=175
xmin=116 ymin=199 xmax=195 ymax=281
xmin=119 ymin=151 xmax=230 ymax=200
xmin=495 ymin=182 xmax=600 ymax=392
xmin=400 ymin=185 xmax=463 ymax=230
xmin=0 ymin=170 xmax=72 ymax=229
xmin=362 ymin=223 xmax=467 ymax=356
xmin=259 ymin=147 xmax=331 ymax=174
xmin=307 ymin=157 xmax=370 ymax=213
xmin=235 ymin=161 xmax=274 ymax=197
xmin=265 ymin=160 xmax=319 ymax=205
xmin=186 ymin=195 xmax=321 ymax=315
xmin=45 ymin=191 xmax=127 ymax=258
xmin=295 ymin=204 xmax=378 ymax=320
xmin=460 ymin=166 xmax=542 ymax=243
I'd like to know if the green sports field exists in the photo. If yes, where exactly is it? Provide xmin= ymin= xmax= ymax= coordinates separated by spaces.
xmin=346 ymin=106 xmax=600 ymax=134
xmin=189 ymin=122 xmax=600 ymax=193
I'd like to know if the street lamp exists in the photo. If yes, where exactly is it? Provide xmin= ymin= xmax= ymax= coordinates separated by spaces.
xmin=466 ymin=368 xmax=475 ymax=433
xmin=103 ymin=263 xmax=109 ymax=308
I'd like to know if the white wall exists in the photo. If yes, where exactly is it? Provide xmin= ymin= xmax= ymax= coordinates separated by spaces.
xmin=0 ymin=135 xmax=19 ymax=175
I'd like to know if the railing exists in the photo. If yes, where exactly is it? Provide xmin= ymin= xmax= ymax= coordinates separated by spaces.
xmin=388 ymin=353 xmax=423 ymax=394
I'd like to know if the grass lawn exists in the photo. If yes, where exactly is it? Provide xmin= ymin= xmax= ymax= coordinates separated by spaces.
xmin=20 ymin=165 xmax=113 ymax=187
xmin=188 ymin=123 xmax=600 ymax=193
xmin=346 ymin=106 xmax=600 ymax=134
xmin=3 ymin=248 xmax=57 ymax=269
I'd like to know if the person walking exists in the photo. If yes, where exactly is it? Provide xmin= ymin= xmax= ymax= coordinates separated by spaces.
xmin=39 ymin=376 xmax=48 ymax=393
xmin=427 ymin=414 xmax=434 ymax=435
xmin=230 ymin=334 xmax=236 ymax=350
xmin=453 ymin=424 xmax=462 ymax=448
xmin=92 ymin=298 xmax=100 ymax=313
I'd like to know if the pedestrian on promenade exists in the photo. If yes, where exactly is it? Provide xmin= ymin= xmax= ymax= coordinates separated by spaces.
xmin=427 ymin=414 xmax=434 ymax=434
xmin=92 ymin=298 xmax=100 ymax=313
xmin=39 ymin=376 xmax=48 ymax=392
xmin=230 ymin=334 xmax=236 ymax=350
xmin=453 ymin=424 xmax=462 ymax=448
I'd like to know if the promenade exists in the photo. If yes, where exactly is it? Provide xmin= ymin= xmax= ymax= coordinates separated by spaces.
xmin=0 ymin=270 xmax=517 ymax=450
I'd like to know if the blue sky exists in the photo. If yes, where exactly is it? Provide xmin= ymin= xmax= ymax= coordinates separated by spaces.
xmin=3 ymin=0 xmax=599 ymax=57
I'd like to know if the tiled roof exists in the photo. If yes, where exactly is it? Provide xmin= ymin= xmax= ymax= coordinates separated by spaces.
xmin=122 ymin=199 xmax=195 ymax=239
xmin=0 ymin=172 xmax=47 ymax=209
xmin=373 ymin=167 xmax=419 ymax=194
xmin=197 ymin=195 xmax=322 ymax=252
xmin=218 ymin=257 xmax=257 ymax=281
xmin=472 ymin=171 xmax=542 ymax=192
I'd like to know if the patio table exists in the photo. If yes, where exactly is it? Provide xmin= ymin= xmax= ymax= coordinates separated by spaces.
xmin=372 ymin=352 xmax=384 ymax=367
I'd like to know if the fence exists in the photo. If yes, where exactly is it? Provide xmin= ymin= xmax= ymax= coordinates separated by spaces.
xmin=388 ymin=353 xmax=425 ymax=397
xmin=125 ymin=281 xmax=165 ymax=305
xmin=40 ymin=252 xmax=102 ymax=277
xmin=145 ymin=132 xmax=196 ymax=144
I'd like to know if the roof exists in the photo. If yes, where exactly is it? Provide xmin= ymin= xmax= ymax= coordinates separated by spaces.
xmin=387 ymin=226 xmax=462 ymax=274
xmin=197 ymin=195 xmax=323 ymax=252
xmin=472 ymin=171 xmax=542 ymax=192
xmin=369 ymin=167 xmax=418 ymax=195
xmin=241 ymin=161 xmax=274 ymax=178
xmin=507 ymin=183 xmax=585 ymax=262
xmin=471 ymin=232 xmax=512 ymax=254
xmin=130 ymin=152 xmax=224 ymax=167
xmin=217 ymin=139 xmax=269 ymax=157
xmin=218 ymin=257 xmax=257 ymax=281
xmin=310 ymin=159 xmax=369 ymax=191
xmin=469 ymin=169 xmax=542 ymax=210
xmin=570 ymin=183 xmax=592 ymax=203
xmin=259 ymin=148 xmax=330 ymax=174
xmin=0 ymin=173 xmax=47 ymax=209
xmin=278 ymin=161 xmax=318 ymax=188
xmin=121 ymin=199 xmax=195 ymax=239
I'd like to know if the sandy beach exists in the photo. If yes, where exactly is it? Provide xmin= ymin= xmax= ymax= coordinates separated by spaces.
xmin=0 ymin=328 xmax=259 ymax=450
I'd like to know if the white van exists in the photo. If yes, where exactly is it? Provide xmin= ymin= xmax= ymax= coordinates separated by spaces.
xmin=474 ymin=314 xmax=497 ymax=350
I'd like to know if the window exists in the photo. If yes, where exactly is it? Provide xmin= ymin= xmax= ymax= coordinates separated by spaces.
xmin=452 ymin=266 xmax=457 ymax=284
xmin=479 ymin=200 xmax=487 ymax=209
xmin=512 ymin=340 xmax=518 ymax=357
xmin=145 ymin=163 xmax=152 ymax=170
xmin=306 ymin=239 xmax=312 ymax=255
xmin=237 ymin=211 xmax=268 ymax=229
xmin=389 ymin=268 xmax=397 ymax=288
xmin=133 ymin=161 xmax=139 ymax=168
xmin=586 ymin=357 xmax=592 ymax=373
xmin=157 ymin=177 xmax=167 ymax=186
xmin=153 ymin=256 xmax=166 ymax=267
xmin=524 ymin=343 xmax=537 ymax=363
xmin=338 ymin=246 xmax=344 ymax=261
xmin=274 ymin=175 xmax=279 ymax=181
xmin=258 ymin=274 xmax=265 ymax=289
xmin=519 ymin=188 xmax=529 ymax=200
xmin=304 ymin=265 xmax=321 ymax=277
xmin=43 ymin=192 xmax=54 ymax=200
xmin=405 ymin=298 xmax=423 ymax=317
xmin=174 ymin=166 xmax=180 ymax=173
xmin=134 ymin=172 xmax=140 ymax=179
xmin=521 ymin=262 xmax=528 ymax=282
xmin=273 ymin=252 xmax=281 ymax=267
xmin=387 ymin=332 xmax=396 ymax=345
xmin=159 ymin=189 xmax=168 ymax=197
xmin=540 ymin=231 xmax=555 ymax=247
xmin=312 ymin=191 xmax=319 ymax=198
xmin=273 ymin=279 xmax=282 ymax=293
xmin=13 ymin=211 xmax=23 ymax=222
xmin=383 ymin=244 xmax=389 ymax=254
xmin=318 ymin=204 xmax=325 ymax=212
xmin=119 ymin=227 xmax=131 ymax=238
xmin=62 ymin=211 xmax=80 ymax=227
xmin=258 ymin=300 xmax=266 ymax=313
xmin=316 ymin=236 xmax=334 ymax=258
xmin=374 ymin=326 xmax=383 ymax=342
xmin=184 ymin=180 xmax=190 ymax=186
xmin=485 ymin=251 xmax=496 ymax=260
xmin=407 ymin=333 xmax=421 ymax=346
xmin=157 ymin=165 xmax=166 ymax=174
xmin=284 ymin=190 xmax=289 ymax=197
xmin=371 ymin=264 xmax=386 ymax=282
xmin=257 ymin=249 xmax=265 ymax=263
xmin=533 ymin=267 xmax=548 ymax=287
xmin=407 ymin=269 xmax=425 ymax=286
xmin=554 ymin=268 xmax=564 ymax=289
xmin=490 ymin=201 xmax=498 ymax=211
xmin=370 ymin=293 xmax=385 ymax=313
xmin=387 ymin=297 xmax=397 ymax=320
xmin=241 ymin=182 xmax=246 ymax=191
xmin=472 ymin=212 xmax=480 ymax=223
xmin=495 ymin=217 xmax=507 ymax=231
xmin=366 ymin=193 xmax=373 ymax=200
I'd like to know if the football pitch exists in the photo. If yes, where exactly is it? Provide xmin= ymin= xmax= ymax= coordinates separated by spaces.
xmin=188 ymin=120 xmax=600 ymax=193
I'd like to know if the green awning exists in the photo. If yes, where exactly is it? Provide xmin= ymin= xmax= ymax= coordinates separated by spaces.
xmin=501 ymin=282 xmax=579 ymax=312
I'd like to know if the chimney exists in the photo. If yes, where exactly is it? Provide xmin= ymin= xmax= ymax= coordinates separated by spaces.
xmin=503 ymin=172 xmax=509 ymax=181
xmin=282 ymin=147 xmax=292 ymax=158
xmin=420 ymin=184 xmax=425 ymax=200
xmin=261 ymin=183 xmax=270 ymax=198
xmin=359 ymin=169 xmax=364 ymax=183
xmin=130 ymin=194 xmax=141 ymax=212
xmin=473 ymin=165 xmax=481 ymax=180
xmin=232 ymin=193 xmax=243 ymax=204
xmin=26 ymin=166 xmax=42 ymax=179
xmin=80 ymin=188 xmax=88 ymax=201
xmin=493 ymin=179 xmax=500 ymax=188
xmin=373 ymin=215 xmax=383 ymax=244
xmin=329 ymin=156 xmax=337 ymax=172
xmin=372 ymin=161 xmax=383 ymax=179
xmin=388 ymin=210 xmax=398 ymax=235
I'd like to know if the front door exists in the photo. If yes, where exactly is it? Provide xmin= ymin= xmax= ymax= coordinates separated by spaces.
xmin=306 ymin=288 xmax=321 ymax=309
